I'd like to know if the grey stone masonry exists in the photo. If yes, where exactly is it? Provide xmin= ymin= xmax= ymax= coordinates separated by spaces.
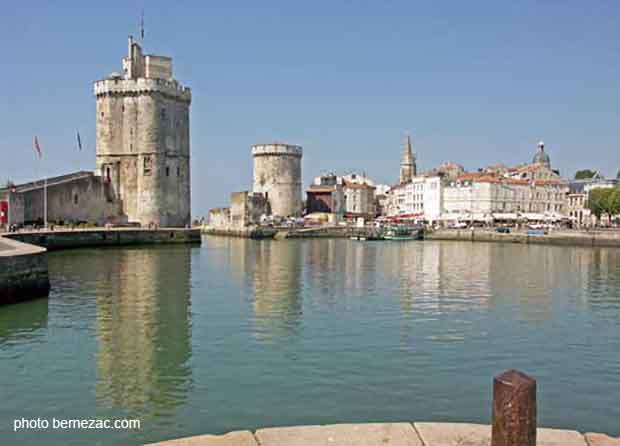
xmin=0 ymin=237 xmax=50 ymax=305
xmin=94 ymin=37 xmax=191 ymax=228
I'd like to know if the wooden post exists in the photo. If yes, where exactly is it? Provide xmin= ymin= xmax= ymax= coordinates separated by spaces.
xmin=492 ymin=369 xmax=537 ymax=446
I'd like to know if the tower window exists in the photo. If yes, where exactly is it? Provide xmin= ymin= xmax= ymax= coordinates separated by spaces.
xmin=100 ymin=112 xmax=104 ymax=118
xmin=161 ymin=108 xmax=166 ymax=120
xmin=143 ymin=156 xmax=152 ymax=175
xmin=166 ymin=166 xmax=170 ymax=177
xmin=177 ymin=167 xmax=180 ymax=176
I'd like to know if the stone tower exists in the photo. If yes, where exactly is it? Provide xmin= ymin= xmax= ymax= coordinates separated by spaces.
xmin=252 ymin=143 xmax=303 ymax=217
xmin=94 ymin=37 xmax=192 ymax=227
xmin=399 ymin=133 xmax=416 ymax=184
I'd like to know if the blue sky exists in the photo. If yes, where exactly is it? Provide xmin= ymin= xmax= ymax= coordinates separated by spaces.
xmin=1 ymin=1 xmax=619 ymax=216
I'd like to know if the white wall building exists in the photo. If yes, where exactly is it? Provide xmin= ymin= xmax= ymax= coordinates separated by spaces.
xmin=386 ymin=176 xmax=443 ymax=222
xmin=442 ymin=174 xmax=568 ymax=221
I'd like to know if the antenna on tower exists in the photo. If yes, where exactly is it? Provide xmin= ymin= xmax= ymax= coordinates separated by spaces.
xmin=140 ymin=9 xmax=145 ymax=40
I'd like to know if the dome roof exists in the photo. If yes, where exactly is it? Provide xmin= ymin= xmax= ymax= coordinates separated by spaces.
xmin=533 ymin=151 xmax=550 ymax=165
xmin=532 ymin=141 xmax=551 ymax=167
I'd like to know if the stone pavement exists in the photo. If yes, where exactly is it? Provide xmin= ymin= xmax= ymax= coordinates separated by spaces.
xmin=146 ymin=422 xmax=619 ymax=446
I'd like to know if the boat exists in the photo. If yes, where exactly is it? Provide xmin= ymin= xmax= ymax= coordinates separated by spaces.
xmin=383 ymin=225 xmax=420 ymax=241
xmin=350 ymin=235 xmax=367 ymax=241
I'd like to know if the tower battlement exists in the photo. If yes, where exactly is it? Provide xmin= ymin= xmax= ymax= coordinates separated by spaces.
xmin=251 ymin=143 xmax=303 ymax=158
xmin=94 ymin=78 xmax=191 ymax=103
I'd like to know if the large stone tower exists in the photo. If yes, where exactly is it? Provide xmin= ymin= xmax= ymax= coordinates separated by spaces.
xmin=252 ymin=143 xmax=303 ymax=217
xmin=94 ymin=37 xmax=191 ymax=227
xmin=399 ymin=133 xmax=417 ymax=184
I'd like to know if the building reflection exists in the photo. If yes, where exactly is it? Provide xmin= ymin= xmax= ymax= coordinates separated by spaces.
xmin=95 ymin=246 xmax=192 ymax=419
xmin=0 ymin=298 xmax=48 ymax=346
xmin=217 ymin=237 xmax=303 ymax=342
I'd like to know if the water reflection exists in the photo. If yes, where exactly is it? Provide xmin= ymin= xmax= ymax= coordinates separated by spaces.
xmin=0 ymin=298 xmax=48 ymax=348
xmin=95 ymin=247 xmax=192 ymax=420
xmin=212 ymin=237 xmax=304 ymax=341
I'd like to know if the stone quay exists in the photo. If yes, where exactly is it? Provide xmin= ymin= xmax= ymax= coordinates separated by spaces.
xmin=0 ymin=236 xmax=50 ymax=305
xmin=146 ymin=422 xmax=619 ymax=446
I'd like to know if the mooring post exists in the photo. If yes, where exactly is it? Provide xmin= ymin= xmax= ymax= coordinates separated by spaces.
xmin=491 ymin=369 xmax=537 ymax=446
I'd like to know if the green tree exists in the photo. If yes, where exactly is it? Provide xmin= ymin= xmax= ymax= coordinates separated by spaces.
xmin=587 ymin=188 xmax=609 ymax=220
xmin=574 ymin=169 xmax=597 ymax=180
xmin=587 ymin=187 xmax=620 ymax=221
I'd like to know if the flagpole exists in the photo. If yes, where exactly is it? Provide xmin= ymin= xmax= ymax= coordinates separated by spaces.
xmin=44 ymin=176 xmax=47 ymax=229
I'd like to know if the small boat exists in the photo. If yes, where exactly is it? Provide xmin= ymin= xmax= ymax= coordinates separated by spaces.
xmin=384 ymin=225 xmax=420 ymax=241
xmin=350 ymin=235 xmax=367 ymax=241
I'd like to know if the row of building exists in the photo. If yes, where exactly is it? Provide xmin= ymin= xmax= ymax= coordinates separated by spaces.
xmin=304 ymin=138 xmax=619 ymax=227
xmin=209 ymin=131 xmax=618 ymax=230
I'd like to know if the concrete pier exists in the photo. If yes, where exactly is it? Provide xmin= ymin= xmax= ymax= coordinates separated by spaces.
xmin=425 ymin=229 xmax=620 ymax=248
xmin=0 ymin=237 xmax=50 ymax=305
xmin=3 ymin=227 xmax=201 ymax=251
xmin=146 ymin=422 xmax=619 ymax=446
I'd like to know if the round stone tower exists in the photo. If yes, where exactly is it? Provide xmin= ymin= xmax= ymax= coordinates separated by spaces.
xmin=94 ymin=37 xmax=191 ymax=227
xmin=252 ymin=143 xmax=303 ymax=217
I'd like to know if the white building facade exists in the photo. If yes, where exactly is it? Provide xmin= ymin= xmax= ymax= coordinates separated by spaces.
xmin=386 ymin=176 xmax=443 ymax=222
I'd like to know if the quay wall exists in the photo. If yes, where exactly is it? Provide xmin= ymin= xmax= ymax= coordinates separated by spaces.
xmin=425 ymin=229 xmax=620 ymax=248
xmin=203 ymin=226 xmax=276 ymax=239
xmin=0 ymin=238 xmax=50 ymax=305
xmin=4 ymin=228 xmax=201 ymax=251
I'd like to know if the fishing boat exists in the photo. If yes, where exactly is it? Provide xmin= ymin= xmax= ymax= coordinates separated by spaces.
xmin=383 ymin=225 xmax=420 ymax=241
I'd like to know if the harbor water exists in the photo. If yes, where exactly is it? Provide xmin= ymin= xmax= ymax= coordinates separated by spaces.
xmin=1 ymin=237 xmax=619 ymax=445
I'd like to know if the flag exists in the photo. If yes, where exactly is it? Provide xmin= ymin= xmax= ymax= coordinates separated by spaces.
xmin=33 ymin=136 xmax=42 ymax=159
xmin=77 ymin=130 xmax=83 ymax=151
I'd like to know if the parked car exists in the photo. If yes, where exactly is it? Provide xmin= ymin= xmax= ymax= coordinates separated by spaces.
xmin=496 ymin=227 xmax=511 ymax=234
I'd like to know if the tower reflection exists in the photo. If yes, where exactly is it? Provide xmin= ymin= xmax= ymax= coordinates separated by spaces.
xmin=95 ymin=246 xmax=192 ymax=419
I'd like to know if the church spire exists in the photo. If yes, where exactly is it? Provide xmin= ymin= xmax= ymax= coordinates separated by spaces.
xmin=399 ymin=131 xmax=416 ymax=184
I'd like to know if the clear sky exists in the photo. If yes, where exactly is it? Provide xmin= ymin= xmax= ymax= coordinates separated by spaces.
xmin=1 ymin=1 xmax=619 ymax=216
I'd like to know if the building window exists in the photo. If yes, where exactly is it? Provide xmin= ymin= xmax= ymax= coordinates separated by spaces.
xmin=73 ymin=194 xmax=79 ymax=205
xmin=161 ymin=108 xmax=166 ymax=120
xmin=143 ymin=156 xmax=152 ymax=175
xmin=166 ymin=166 xmax=170 ymax=177
xmin=105 ymin=167 xmax=111 ymax=182
xmin=177 ymin=166 xmax=180 ymax=176
xmin=100 ymin=112 xmax=104 ymax=118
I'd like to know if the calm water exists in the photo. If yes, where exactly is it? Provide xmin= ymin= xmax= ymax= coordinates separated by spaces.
xmin=1 ymin=237 xmax=619 ymax=445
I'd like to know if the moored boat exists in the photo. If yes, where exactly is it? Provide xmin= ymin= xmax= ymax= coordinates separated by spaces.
xmin=384 ymin=225 xmax=420 ymax=241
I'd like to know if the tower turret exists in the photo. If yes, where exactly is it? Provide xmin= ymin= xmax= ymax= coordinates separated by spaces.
xmin=94 ymin=37 xmax=191 ymax=227
xmin=399 ymin=132 xmax=416 ymax=184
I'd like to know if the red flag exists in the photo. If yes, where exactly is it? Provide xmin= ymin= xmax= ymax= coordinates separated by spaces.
xmin=33 ymin=136 xmax=42 ymax=159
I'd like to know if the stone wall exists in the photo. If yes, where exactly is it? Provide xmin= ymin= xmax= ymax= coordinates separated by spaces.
xmin=5 ymin=228 xmax=201 ymax=251
xmin=208 ymin=208 xmax=231 ymax=230
xmin=230 ymin=192 xmax=270 ymax=228
xmin=18 ymin=174 xmax=122 ymax=225
xmin=425 ymin=229 xmax=620 ymax=248
xmin=0 ymin=238 xmax=50 ymax=305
